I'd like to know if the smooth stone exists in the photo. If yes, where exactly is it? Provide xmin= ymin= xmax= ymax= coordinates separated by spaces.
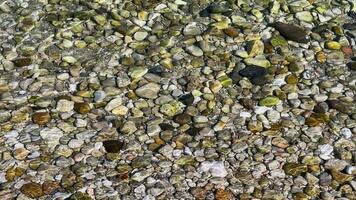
xmin=274 ymin=22 xmax=309 ymax=43
xmin=103 ymin=140 xmax=124 ymax=153
xmin=105 ymin=97 xmax=123 ymax=111
xmin=244 ymin=55 xmax=271 ymax=68
xmin=295 ymin=11 xmax=313 ymax=22
xmin=32 ymin=112 xmax=51 ymax=125
xmin=133 ymin=31 xmax=148 ymax=41
xmin=129 ymin=66 xmax=148 ymax=79
xmin=20 ymin=183 xmax=43 ymax=198
xmin=327 ymin=51 xmax=344 ymax=65
xmin=74 ymin=102 xmax=91 ymax=114
xmin=178 ymin=93 xmax=194 ymax=106
xmin=259 ymin=96 xmax=280 ymax=107
xmin=325 ymin=41 xmax=341 ymax=50
xmin=239 ymin=66 xmax=267 ymax=78
xmin=135 ymin=83 xmax=160 ymax=99
xmin=183 ymin=22 xmax=204 ymax=35
xmin=186 ymin=45 xmax=204 ymax=57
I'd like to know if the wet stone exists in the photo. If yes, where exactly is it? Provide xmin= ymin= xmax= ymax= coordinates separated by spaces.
xmin=274 ymin=22 xmax=309 ymax=43
xmin=20 ymin=182 xmax=43 ymax=198
xmin=103 ymin=140 xmax=124 ymax=153
xmin=283 ymin=163 xmax=307 ymax=177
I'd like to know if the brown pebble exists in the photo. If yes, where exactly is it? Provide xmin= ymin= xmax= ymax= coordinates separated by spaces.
xmin=32 ymin=112 xmax=51 ymax=125
xmin=74 ymin=102 xmax=91 ymax=114
xmin=20 ymin=182 xmax=43 ymax=198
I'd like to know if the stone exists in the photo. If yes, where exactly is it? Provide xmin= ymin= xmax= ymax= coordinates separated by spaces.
xmin=215 ymin=188 xmax=233 ymax=200
xmin=331 ymin=169 xmax=353 ymax=183
xmin=270 ymin=36 xmax=288 ymax=47
xmin=274 ymin=22 xmax=309 ymax=43
xmin=20 ymin=183 xmax=43 ymax=198
xmin=174 ymin=113 xmax=192 ymax=125
xmin=244 ymin=56 xmax=271 ymax=68
xmin=183 ymin=22 xmax=204 ymax=36
xmin=0 ymin=111 xmax=11 ymax=123
xmin=327 ymin=51 xmax=344 ymax=65
xmin=179 ymin=93 xmax=194 ymax=106
xmin=103 ymin=140 xmax=124 ymax=153
xmin=112 ymin=106 xmax=128 ymax=116
xmin=325 ymin=41 xmax=341 ymax=50
xmin=56 ymin=99 xmax=74 ymax=112
xmin=62 ymin=56 xmax=77 ymax=63
xmin=272 ymin=137 xmax=289 ymax=148
xmin=133 ymin=31 xmax=148 ymax=41
xmin=42 ymin=181 xmax=60 ymax=195
xmin=105 ymin=97 xmax=122 ymax=111
xmin=246 ymin=40 xmax=264 ymax=57
xmin=69 ymin=192 xmax=93 ymax=200
xmin=347 ymin=62 xmax=356 ymax=71
xmin=32 ymin=112 xmax=51 ymax=125
xmin=259 ymin=96 xmax=280 ymax=107
xmin=239 ymin=66 xmax=267 ymax=78
xmin=295 ymin=11 xmax=313 ymax=22
xmin=160 ymin=101 xmax=185 ymax=117
xmin=120 ymin=121 xmax=137 ymax=134
xmin=129 ymin=66 xmax=148 ymax=79
xmin=186 ymin=45 xmax=204 ymax=57
xmin=40 ymin=127 xmax=64 ymax=151
xmin=135 ymin=83 xmax=160 ymax=99
xmin=74 ymin=102 xmax=91 ymax=114
xmin=14 ymin=58 xmax=32 ymax=67
xmin=283 ymin=163 xmax=307 ymax=177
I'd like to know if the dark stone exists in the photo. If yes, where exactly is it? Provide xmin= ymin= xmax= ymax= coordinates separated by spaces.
xmin=199 ymin=3 xmax=232 ymax=17
xmin=229 ymin=70 xmax=243 ymax=84
xmin=251 ymin=76 xmax=269 ymax=85
xmin=179 ymin=93 xmax=194 ymax=106
xmin=347 ymin=62 xmax=356 ymax=71
xmin=148 ymin=66 xmax=165 ymax=75
xmin=13 ymin=58 xmax=32 ymax=67
xmin=314 ymin=102 xmax=329 ymax=113
xmin=159 ymin=123 xmax=175 ymax=131
xmin=174 ymin=113 xmax=192 ymax=125
xmin=343 ymin=23 xmax=356 ymax=31
xmin=274 ymin=22 xmax=309 ymax=43
xmin=327 ymin=100 xmax=356 ymax=114
xmin=186 ymin=127 xmax=202 ymax=136
xmin=103 ymin=140 xmax=124 ymax=153
xmin=239 ymin=66 xmax=267 ymax=78
xmin=240 ymin=98 xmax=254 ymax=110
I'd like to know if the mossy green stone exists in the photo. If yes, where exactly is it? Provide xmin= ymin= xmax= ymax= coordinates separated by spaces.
xmin=218 ymin=75 xmax=233 ymax=87
xmin=259 ymin=96 xmax=280 ymax=107
xmin=271 ymin=36 xmax=288 ymax=47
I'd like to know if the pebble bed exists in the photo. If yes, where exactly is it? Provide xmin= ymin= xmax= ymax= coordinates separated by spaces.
xmin=0 ymin=0 xmax=355 ymax=200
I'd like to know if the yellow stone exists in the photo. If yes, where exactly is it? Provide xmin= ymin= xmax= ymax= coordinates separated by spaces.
xmin=325 ymin=41 xmax=341 ymax=50
xmin=112 ymin=106 xmax=128 ymax=116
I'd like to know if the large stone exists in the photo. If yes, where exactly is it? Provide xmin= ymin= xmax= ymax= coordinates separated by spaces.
xmin=274 ymin=22 xmax=309 ymax=43
xmin=40 ymin=127 xmax=64 ymax=151
xmin=105 ymin=97 xmax=122 ymax=111
xmin=135 ymin=83 xmax=160 ymax=99
xmin=239 ymin=66 xmax=267 ymax=78
xmin=20 ymin=183 xmax=43 ymax=198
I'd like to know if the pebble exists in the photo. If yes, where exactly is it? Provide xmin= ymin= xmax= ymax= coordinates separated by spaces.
xmin=135 ymin=83 xmax=160 ymax=99
xmin=274 ymin=22 xmax=309 ymax=43
xmin=56 ymin=99 xmax=74 ymax=113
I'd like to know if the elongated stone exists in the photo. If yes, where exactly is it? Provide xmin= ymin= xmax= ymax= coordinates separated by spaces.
xmin=274 ymin=22 xmax=309 ymax=43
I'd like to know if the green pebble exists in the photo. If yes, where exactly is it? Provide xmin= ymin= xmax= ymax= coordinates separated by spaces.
xmin=259 ymin=96 xmax=280 ymax=107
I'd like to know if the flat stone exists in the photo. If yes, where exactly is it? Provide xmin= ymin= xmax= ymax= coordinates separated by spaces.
xmin=244 ymin=55 xmax=271 ymax=68
xmin=274 ymin=22 xmax=309 ymax=43
xmin=32 ymin=112 xmax=51 ymax=125
xmin=135 ymin=83 xmax=160 ymax=99
xmin=186 ymin=45 xmax=204 ymax=57
xmin=105 ymin=97 xmax=123 ymax=111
